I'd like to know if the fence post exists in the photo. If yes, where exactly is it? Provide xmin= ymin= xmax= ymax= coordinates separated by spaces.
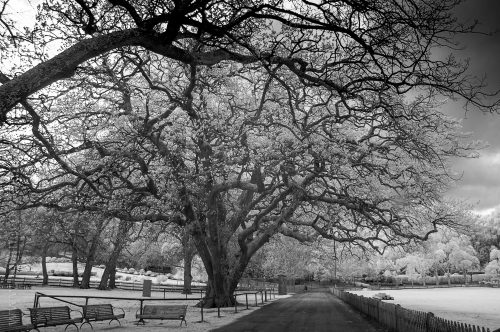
xmin=425 ymin=312 xmax=434 ymax=332
xmin=245 ymin=294 xmax=248 ymax=309
xmin=376 ymin=300 xmax=380 ymax=322
xmin=394 ymin=304 xmax=400 ymax=332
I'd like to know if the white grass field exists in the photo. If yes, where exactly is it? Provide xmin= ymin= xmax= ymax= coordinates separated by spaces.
xmin=0 ymin=286 xmax=288 ymax=332
xmin=350 ymin=287 xmax=500 ymax=330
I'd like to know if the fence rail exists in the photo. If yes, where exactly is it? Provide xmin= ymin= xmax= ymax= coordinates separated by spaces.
xmin=331 ymin=288 xmax=491 ymax=332
xmin=0 ymin=276 xmax=207 ymax=292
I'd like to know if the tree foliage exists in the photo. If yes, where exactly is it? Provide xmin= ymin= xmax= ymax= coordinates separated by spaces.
xmin=0 ymin=0 xmax=497 ymax=306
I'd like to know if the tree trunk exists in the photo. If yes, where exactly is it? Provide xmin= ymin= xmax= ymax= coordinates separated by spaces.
xmin=71 ymin=245 xmax=79 ymax=287
xmin=41 ymin=245 xmax=49 ymax=285
xmin=99 ymin=253 xmax=119 ymax=290
xmin=3 ymin=245 xmax=13 ymax=285
xmin=447 ymin=268 xmax=451 ymax=286
xmin=182 ymin=254 xmax=194 ymax=294
xmin=434 ymin=268 xmax=439 ymax=286
xmin=80 ymin=236 xmax=99 ymax=289
xmin=193 ymin=234 xmax=251 ymax=308
xmin=98 ymin=220 xmax=129 ymax=290
xmin=182 ymin=231 xmax=196 ymax=294
xmin=109 ymin=261 xmax=117 ymax=289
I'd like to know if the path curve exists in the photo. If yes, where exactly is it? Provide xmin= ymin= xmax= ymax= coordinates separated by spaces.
xmin=210 ymin=289 xmax=385 ymax=332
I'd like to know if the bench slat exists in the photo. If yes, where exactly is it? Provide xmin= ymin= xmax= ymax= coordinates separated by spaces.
xmin=137 ymin=305 xmax=188 ymax=322
xmin=0 ymin=309 xmax=34 ymax=332
xmin=29 ymin=306 xmax=82 ymax=328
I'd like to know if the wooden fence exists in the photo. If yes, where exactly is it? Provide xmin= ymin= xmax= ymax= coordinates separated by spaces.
xmin=0 ymin=275 xmax=276 ymax=294
xmin=331 ymin=288 xmax=491 ymax=332
xmin=0 ymin=276 xmax=205 ymax=292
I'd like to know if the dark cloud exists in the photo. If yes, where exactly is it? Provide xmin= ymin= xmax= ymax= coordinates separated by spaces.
xmin=442 ymin=0 xmax=500 ymax=213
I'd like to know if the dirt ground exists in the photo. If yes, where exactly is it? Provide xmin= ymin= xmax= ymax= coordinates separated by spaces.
xmin=0 ymin=286 xmax=289 ymax=332
xmin=350 ymin=287 xmax=500 ymax=330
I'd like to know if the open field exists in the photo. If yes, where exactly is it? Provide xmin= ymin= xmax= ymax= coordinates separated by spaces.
xmin=0 ymin=286 xmax=289 ymax=331
xmin=350 ymin=287 xmax=500 ymax=330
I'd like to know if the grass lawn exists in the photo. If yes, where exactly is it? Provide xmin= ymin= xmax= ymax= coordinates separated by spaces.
xmin=1 ymin=286 xmax=288 ymax=331
xmin=350 ymin=287 xmax=500 ymax=330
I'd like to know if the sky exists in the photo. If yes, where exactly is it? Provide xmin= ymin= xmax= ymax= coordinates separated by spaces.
xmin=443 ymin=0 xmax=500 ymax=215
xmin=5 ymin=0 xmax=500 ymax=215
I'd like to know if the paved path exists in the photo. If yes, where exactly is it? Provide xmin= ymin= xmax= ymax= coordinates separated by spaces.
xmin=211 ymin=289 xmax=385 ymax=332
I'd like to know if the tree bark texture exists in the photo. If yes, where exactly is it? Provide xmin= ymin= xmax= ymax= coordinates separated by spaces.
xmin=80 ymin=235 xmax=99 ymax=289
xmin=182 ymin=231 xmax=195 ymax=294
xmin=41 ymin=245 xmax=49 ymax=285
xmin=71 ymin=244 xmax=80 ymax=287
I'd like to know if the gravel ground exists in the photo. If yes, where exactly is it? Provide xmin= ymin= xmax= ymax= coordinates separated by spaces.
xmin=1 ymin=286 xmax=290 ymax=332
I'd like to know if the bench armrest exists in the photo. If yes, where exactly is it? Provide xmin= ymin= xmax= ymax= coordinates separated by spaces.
xmin=70 ymin=308 xmax=83 ymax=318
xmin=113 ymin=306 xmax=125 ymax=316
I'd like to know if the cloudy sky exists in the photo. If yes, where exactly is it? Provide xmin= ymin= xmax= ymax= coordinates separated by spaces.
xmin=443 ymin=0 xmax=500 ymax=214
xmin=7 ymin=0 xmax=500 ymax=214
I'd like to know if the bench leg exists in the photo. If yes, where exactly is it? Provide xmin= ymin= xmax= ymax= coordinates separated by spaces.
xmin=64 ymin=322 xmax=79 ymax=332
xmin=181 ymin=318 xmax=187 ymax=326
xmin=80 ymin=321 xmax=93 ymax=331
xmin=109 ymin=318 xmax=121 ymax=326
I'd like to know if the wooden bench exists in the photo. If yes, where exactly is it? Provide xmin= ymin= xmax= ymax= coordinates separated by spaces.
xmin=14 ymin=284 xmax=31 ymax=290
xmin=136 ymin=305 xmax=187 ymax=326
xmin=29 ymin=306 xmax=82 ymax=331
xmin=0 ymin=283 xmax=14 ymax=289
xmin=80 ymin=304 xmax=125 ymax=330
xmin=0 ymin=309 xmax=35 ymax=332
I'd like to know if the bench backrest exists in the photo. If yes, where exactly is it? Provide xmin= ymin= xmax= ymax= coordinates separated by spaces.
xmin=83 ymin=304 xmax=114 ymax=318
xmin=142 ymin=305 xmax=187 ymax=319
xmin=0 ymin=309 xmax=23 ymax=330
xmin=29 ymin=306 xmax=71 ymax=324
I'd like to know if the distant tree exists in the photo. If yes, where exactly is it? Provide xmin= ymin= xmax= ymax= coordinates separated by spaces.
xmin=0 ymin=210 xmax=34 ymax=284
xmin=471 ymin=212 xmax=500 ymax=266
xmin=485 ymin=248 xmax=500 ymax=283
xmin=435 ymin=232 xmax=479 ymax=285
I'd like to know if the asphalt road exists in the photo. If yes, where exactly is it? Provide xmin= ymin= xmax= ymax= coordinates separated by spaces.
xmin=211 ymin=289 xmax=385 ymax=332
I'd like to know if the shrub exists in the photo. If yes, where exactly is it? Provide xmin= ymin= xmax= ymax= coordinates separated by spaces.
xmin=156 ymin=275 xmax=169 ymax=284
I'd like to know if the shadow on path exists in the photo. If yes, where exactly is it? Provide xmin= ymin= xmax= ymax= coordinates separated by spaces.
xmin=210 ymin=290 xmax=385 ymax=332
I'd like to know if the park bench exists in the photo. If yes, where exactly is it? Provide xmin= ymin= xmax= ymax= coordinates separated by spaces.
xmin=0 ymin=283 xmax=14 ymax=289
xmin=14 ymin=284 xmax=31 ymax=290
xmin=136 ymin=304 xmax=188 ymax=326
xmin=29 ymin=306 xmax=82 ymax=331
xmin=0 ymin=309 xmax=35 ymax=332
xmin=80 ymin=304 xmax=125 ymax=330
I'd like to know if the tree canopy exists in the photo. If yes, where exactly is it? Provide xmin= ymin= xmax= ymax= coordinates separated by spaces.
xmin=0 ymin=0 xmax=497 ymax=306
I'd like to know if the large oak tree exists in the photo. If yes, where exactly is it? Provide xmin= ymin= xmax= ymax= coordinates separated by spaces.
xmin=0 ymin=0 xmax=497 ymax=306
